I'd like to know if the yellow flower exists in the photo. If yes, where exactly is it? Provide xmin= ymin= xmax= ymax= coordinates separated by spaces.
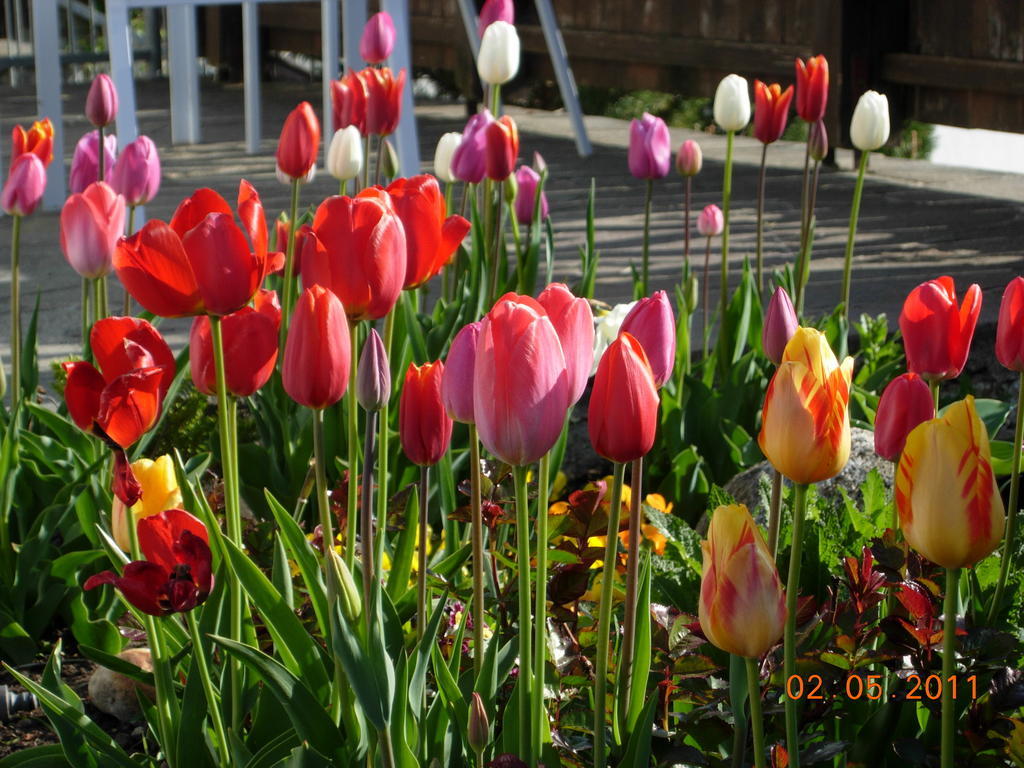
xmin=112 ymin=455 xmax=182 ymax=551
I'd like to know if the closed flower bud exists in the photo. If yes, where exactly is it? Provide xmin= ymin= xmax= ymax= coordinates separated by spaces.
xmin=628 ymin=113 xmax=671 ymax=179
xmin=588 ymin=332 xmax=659 ymax=463
xmin=485 ymin=116 xmax=518 ymax=181
xmin=713 ymin=74 xmax=750 ymax=133
xmin=399 ymin=361 xmax=453 ymax=467
xmin=1 ymin=154 xmax=47 ymax=217
xmin=699 ymin=504 xmax=786 ymax=658
xmin=795 ymin=55 xmax=829 ymax=123
xmin=451 ymin=111 xmax=492 ymax=184
xmin=327 ymin=547 xmax=362 ymax=621
xmin=468 ymin=692 xmax=490 ymax=756
xmin=356 ymin=328 xmax=390 ymax=411
xmin=442 ymin=321 xmax=481 ymax=424
xmin=684 ymin=274 xmax=700 ymax=315
xmin=620 ymin=290 xmax=675 ymax=388
xmin=283 ymin=286 xmax=351 ymax=410
xmin=753 ymin=80 xmax=793 ymax=145
xmin=676 ymin=139 xmax=702 ymax=177
xmin=69 ymin=130 xmax=117 ymax=194
xmin=110 ymin=135 xmax=161 ymax=207
xmin=60 ymin=181 xmax=126 ymax=279
xmin=874 ymin=373 xmax=934 ymax=462
xmin=697 ymin=203 xmax=724 ymax=237
xmin=808 ymin=119 xmax=829 ymax=162
xmin=433 ymin=132 xmax=462 ymax=183
xmin=897 ymin=397 xmax=1004 ymax=569
xmin=327 ymin=126 xmax=364 ymax=181
xmin=899 ymin=276 xmax=980 ymax=382
xmin=276 ymin=101 xmax=321 ymax=181
xmin=85 ymin=73 xmax=118 ymax=128
xmin=537 ymin=283 xmax=594 ymax=406
xmin=513 ymin=165 xmax=548 ymax=225
xmin=477 ymin=20 xmax=519 ymax=86
xmin=359 ymin=11 xmax=395 ymax=65
xmin=996 ymin=277 xmax=1024 ymax=372
xmin=850 ymin=90 xmax=890 ymax=151
xmin=381 ymin=137 xmax=400 ymax=179
xmin=761 ymin=287 xmax=798 ymax=365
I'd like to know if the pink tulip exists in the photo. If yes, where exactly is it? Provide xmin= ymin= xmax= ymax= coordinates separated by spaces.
xmin=697 ymin=204 xmax=724 ymax=237
xmin=69 ymin=130 xmax=117 ymax=194
xmin=537 ymin=283 xmax=594 ymax=405
xmin=513 ymin=165 xmax=548 ymax=225
xmin=451 ymin=110 xmax=493 ymax=184
xmin=474 ymin=293 xmax=569 ymax=465
xmin=628 ymin=112 xmax=671 ymax=180
xmin=442 ymin=321 xmax=481 ymax=424
xmin=110 ymin=135 xmax=161 ymax=207
xmin=676 ymin=139 xmax=702 ymax=177
xmin=1 ymin=154 xmax=47 ymax=217
xmin=360 ymin=12 xmax=396 ymax=64
xmin=85 ymin=74 xmax=118 ymax=128
xmin=620 ymin=290 xmax=676 ymax=388
xmin=478 ymin=0 xmax=514 ymax=37
xmin=762 ymin=287 xmax=799 ymax=365
xmin=874 ymin=372 xmax=934 ymax=462
xmin=60 ymin=182 xmax=126 ymax=279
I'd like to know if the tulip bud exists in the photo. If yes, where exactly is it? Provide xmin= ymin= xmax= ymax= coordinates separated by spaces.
xmin=589 ymin=332 xmax=659 ymax=463
xmin=276 ymin=101 xmax=321 ymax=181
xmin=684 ymin=274 xmax=699 ymax=315
xmin=433 ymin=132 xmax=462 ymax=184
xmin=60 ymin=181 xmax=127 ymax=279
xmin=477 ymin=20 xmax=520 ymax=85
xmin=442 ymin=322 xmax=481 ymax=424
xmin=451 ymin=111 xmax=492 ymax=184
xmin=503 ymin=171 xmax=518 ymax=205
xmin=69 ymin=130 xmax=117 ymax=194
xmin=808 ymin=119 xmax=828 ymax=162
xmin=628 ymin=113 xmax=671 ymax=180
xmin=620 ymin=291 xmax=676 ymax=388
xmin=713 ymin=74 xmax=751 ymax=133
xmin=399 ymin=361 xmax=453 ymax=467
xmin=357 ymin=328 xmax=390 ymax=411
xmin=697 ymin=204 xmax=724 ymax=237
xmin=478 ymin=0 xmax=514 ymax=37
xmin=1 ymin=154 xmax=47 ymax=217
xmin=0 ymin=356 xmax=6 ymax=401
xmin=327 ymin=547 xmax=363 ymax=621
xmin=537 ymin=283 xmax=594 ymax=406
xmin=850 ymin=90 xmax=890 ymax=151
xmin=283 ymin=286 xmax=351 ymax=410
xmin=996 ymin=277 xmax=1024 ymax=372
xmin=874 ymin=373 xmax=934 ymax=462
xmin=795 ymin=55 xmax=829 ymax=123
xmin=513 ymin=165 xmax=548 ymax=225
xmin=381 ymin=138 xmax=400 ymax=180
xmin=761 ymin=287 xmax=798 ymax=366
xmin=110 ymin=135 xmax=161 ymax=207
xmin=753 ymin=80 xmax=793 ymax=145
xmin=327 ymin=126 xmax=364 ymax=181
xmin=85 ymin=73 xmax=118 ymax=128
xmin=468 ymin=692 xmax=490 ymax=757
xmin=485 ymin=116 xmax=518 ymax=181
xmin=699 ymin=504 xmax=786 ymax=658
xmin=899 ymin=276 xmax=980 ymax=382
xmin=359 ymin=11 xmax=396 ymax=65
xmin=676 ymin=139 xmax=702 ymax=177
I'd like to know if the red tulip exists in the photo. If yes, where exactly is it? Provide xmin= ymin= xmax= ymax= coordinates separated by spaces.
xmin=386 ymin=175 xmax=470 ymax=289
xmin=276 ymin=101 xmax=321 ymax=180
xmin=898 ymin=276 xmax=981 ymax=382
xmin=996 ymin=277 xmax=1024 ymax=372
xmin=874 ymin=373 xmax=934 ymax=462
xmin=485 ymin=116 xmax=518 ymax=181
xmin=115 ymin=181 xmax=268 ymax=317
xmin=620 ymin=290 xmax=675 ymax=388
xmin=60 ymin=181 xmax=126 ymax=279
xmin=363 ymin=67 xmax=405 ymax=137
xmin=474 ymin=293 xmax=569 ymax=466
xmin=189 ymin=289 xmax=281 ymax=397
xmin=442 ymin=321 xmax=481 ymax=423
xmin=63 ymin=362 xmax=166 ymax=450
xmin=306 ymin=188 xmax=407 ymax=322
xmin=331 ymin=71 xmax=368 ymax=135
xmin=537 ymin=283 xmax=594 ymax=405
xmin=11 ymin=119 xmax=54 ymax=166
xmin=282 ymin=285 xmax=351 ymax=409
xmin=85 ymin=509 xmax=213 ymax=616
xmin=588 ymin=332 xmax=659 ymax=463
xmin=795 ymin=55 xmax=828 ymax=123
xmin=400 ymin=361 xmax=453 ymax=466
xmin=1 ymin=154 xmax=47 ymax=217
xmin=753 ymin=80 xmax=793 ymax=145
xmin=89 ymin=316 xmax=177 ymax=399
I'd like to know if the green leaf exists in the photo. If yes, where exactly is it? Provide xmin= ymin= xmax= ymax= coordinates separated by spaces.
xmin=625 ymin=552 xmax=653 ymax=735
xmin=243 ymin=730 xmax=300 ymax=768
xmin=78 ymin=645 xmax=154 ymax=688
xmin=0 ymin=745 xmax=72 ymax=767
xmin=265 ymin=489 xmax=329 ymax=635
xmin=618 ymin=691 xmax=659 ymax=768
xmin=328 ymin=586 xmax=394 ymax=732
xmin=386 ymin=488 xmax=417 ymax=601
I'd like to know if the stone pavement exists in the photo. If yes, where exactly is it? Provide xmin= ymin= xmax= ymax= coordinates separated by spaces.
xmin=1 ymin=79 xmax=1023 ymax=375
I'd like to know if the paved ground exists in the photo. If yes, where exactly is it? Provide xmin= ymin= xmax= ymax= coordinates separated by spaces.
xmin=1 ymin=79 xmax=1023 ymax=374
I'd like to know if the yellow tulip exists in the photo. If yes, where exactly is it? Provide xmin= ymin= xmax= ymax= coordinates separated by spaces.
xmin=111 ymin=455 xmax=183 ymax=551
xmin=698 ymin=504 xmax=786 ymax=658
xmin=758 ymin=327 xmax=854 ymax=484
xmin=896 ymin=396 xmax=1005 ymax=569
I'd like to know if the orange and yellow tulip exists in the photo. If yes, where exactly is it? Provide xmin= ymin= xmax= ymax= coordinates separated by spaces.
xmin=758 ymin=327 xmax=853 ymax=484
xmin=896 ymin=396 xmax=1005 ymax=569
xmin=698 ymin=504 xmax=786 ymax=658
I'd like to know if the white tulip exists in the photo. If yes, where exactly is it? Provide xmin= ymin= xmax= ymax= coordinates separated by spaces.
xmin=591 ymin=301 xmax=637 ymax=375
xmin=327 ymin=126 xmax=364 ymax=181
xmin=433 ymin=132 xmax=462 ymax=183
xmin=477 ymin=21 xmax=520 ymax=86
xmin=713 ymin=74 xmax=751 ymax=133
xmin=850 ymin=90 xmax=890 ymax=151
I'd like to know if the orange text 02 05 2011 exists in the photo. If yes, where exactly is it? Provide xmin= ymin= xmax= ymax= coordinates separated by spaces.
xmin=786 ymin=673 xmax=979 ymax=702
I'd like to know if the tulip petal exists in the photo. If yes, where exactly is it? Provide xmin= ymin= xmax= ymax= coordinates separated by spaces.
xmin=63 ymin=361 xmax=106 ymax=432
xmin=182 ymin=212 xmax=263 ymax=316
xmin=115 ymin=221 xmax=204 ymax=317
xmin=169 ymin=188 xmax=232 ymax=239
xmin=138 ymin=508 xmax=210 ymax=573
xmin=97 ymin=366 xmax=166 ymax=447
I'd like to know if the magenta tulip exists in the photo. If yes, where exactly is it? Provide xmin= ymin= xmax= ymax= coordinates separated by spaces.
xmin=60 ymin=182 xmax=126 ymax=279
xmin=762 ymin=287 xmax=799 ymax=366
xmin=451 ymin=110 xmax=493 ymax=184
xmin=69 ymin=130 xmax=117 ymax=194
xmin=628 ymin=112 xmax=671 ymax=180
xmin=1 ymin=154 xmax=46 ymax=217
xmin=85 ymin=74 xmax=118 ymax=128
xmin=360 ymin=11 xmax=396 ymax=64
xmin=442 ymin=321 xmax=481 ymax=424
xmin=537 ymin=283 xmax=594 ymax=405
xmin=513 ymin=165 xmax=548 ymax=225
xmin=110 ymin=136 xmax=161 ymax=207
xmin=478 ymin=0 xmax=514 ymax=37
xmin=620 ymin=290 xmax=675 ymax=388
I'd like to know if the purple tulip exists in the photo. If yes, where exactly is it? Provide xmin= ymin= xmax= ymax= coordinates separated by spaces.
xmin=356 ymin=328 xmax=391 ymax=411
xmin=85 ymin=73 xmax=118 ymax=128
xmin=809 ymin=119 xmax=829 ymax=162
xmin=478 ymin=0 xmax=514 ymax=37
xmin=628 ymin=112 xmax=671 ymax=180
xmin=441 ymin=321 xmax=481 ymax=424
xmin=451 ymin=110 xmax=493 ymax=185
xmin=359 ymin=12 xmax=396 ymax=65
xmin=110 ymin=135 xmax=161 ymax=207
xmin=620 ymin=290 xmax=676 ymax=388
xmin=69 ymin=130 xmax=117 ymax=194
xmin=762 ymin=287 xmax=799 ymax=365
xmin=513 ymin=165 xmax=548 ymax=225
xmin=1 ymin=154 xmax=47 ymax=217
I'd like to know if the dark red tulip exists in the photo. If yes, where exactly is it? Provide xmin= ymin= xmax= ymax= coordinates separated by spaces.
xmin=363 ymin=67 xmax=405 ymax=137
xmin=283 ymin=286 xmax=351 ymax=410
xmin=386 ymin=175 xmax=470 ymax=289
xmin=795 ymin=55 xmax=828 ymax=123
xmin=400 ymin=361 xmax=453 ymax=466
xmin=277 ymin=102 xmax=321 ymax=180
xmin=331 ymin=71 xmax=368 ymax=135
xmin=753 ymin=80 xmax=793 ymax=145
xmin=84 ymin=509 xmax=213 ymax=616
xmin=898 ymin=276 xmax=981 ymax=382
xmin=588 ymin=332 xmax=659 ymax=463
xmin=996 ymin=277 xmax=1024 ymax=372
xmin=874 ymin=373 xmax=934 ymax=462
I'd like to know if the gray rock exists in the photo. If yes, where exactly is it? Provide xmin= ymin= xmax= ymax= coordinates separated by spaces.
xmin=87 ymin=647 xmax=156 ymax=723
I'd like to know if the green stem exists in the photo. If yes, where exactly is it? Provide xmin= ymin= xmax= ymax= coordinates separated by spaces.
xmin=941 ymin=567 xmax=959 ymax=768
xmin=148 ymin=618 xmax=179 ymax=767
xmin=719 ymin=130 xmax=734 ymax=329
xmin=794 ymin=140 xmax=811 ymax=315
xmin=514 ymin=464 xmax=533 ymax=766
xmin=417 ymin=465 xmax=429 ymax=642
xmin=97 ymin=126 xmax=105 ymax=181
xmin=361 ymin=409 xmax=377 ymax=635
xmin=123 ymin=207 xmax=137 ymax=315
xmin=380 ymin=725 xmax=397 ymax=768
xmin=346 ymin=324 xmax=360 ymax=569
xmin=840 ymin=151 xmax=870 ymax=330
xmin=755 ymin=144 xmax=768 ymax=296
xmin=620 ymin=457 xmax=643 ymax=720
xmin=683 ymin=176 xmax=691 ymax=273
xmin=187 ymin=612 xmax=231 ymax=767
xmin=98 ymin=276 xmax=109 ymax=320
xmin=470 ymin=424 xmax=485 ymax=675
xmin=640 ymin=178 xmax=653 ymax=297
xmin=767 ymin=469 xmax=783 ymax=558
xmin=745 ymin=657 xmax=767 ymax=768
xmin=533 ymin=453 xmax=550 ymax=760
xmin=280 ymin=179 xmax=301 ymax=348
xmin=375 ymin=310 xmax=395 ymax=572
xmin=363 ymin=134 xmax=372 ymax=190
xmin=81 ymin=278 xmax=90 ymax=360
xmin=9 ymin=215 xmax=20 ymax=405
xmin=593 ymin=462 xmax=626 ymax=768
xmin=313 ymin=409 xmax=333 ymax=551
xmin=784 ymin=482 xmax=809 ymax=768
xmin=702 ymin=236 xmax=711 ymax=360
xmin=930 ymin=380 xmax=940 ymax=413
xmin=490 ymin=84 xmax=502 ymax=117
xmin=990 ymin=371 xmax=1024 ymax=622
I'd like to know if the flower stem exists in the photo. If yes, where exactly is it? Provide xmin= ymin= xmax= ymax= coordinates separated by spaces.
xmin=187 ymin=611 xmax=231 ymax=767
xmin=280 ymin=178 xmax=301 ymax=347
xmin=361 ymin=409 xmax=377 ymax=634
xmin=313 ymin=408 xmax=333 ymax=552
xmin=784 ymin=482 xmax=809 ymax=768
xmin=417 ymin=465 xmax=429 ymax=642
xmin=767 ymin=469 xmax=783 ymax=558
xmin=346 ymin=324 xmax=360 ymax=570
xmin=593 ymin=461 xmax=626 ymax=768
xmin=98 ymin=126 xmax=105 ymax=181
xmin=149 ymin=618 xmax=179 ymax=767
xmin=8 ymin=215 xmax=20 ymax=405
xmin=840 ymin=151 xmax=870 ymax=332
xmin=720 ymin=130 xmax=734 ymax=328
xmin=533 ymin=452 xmax=550 ymax=760
xmin=942 ymin=567 xmax=959 ymax=768
xmin=375 ymin=309 xmax=395 ymax=573
xmin=514 ymin=464 xmax=533 ymax=766
xmin=124 ymin=207 xmax=137 ymax=315
xmin=755 ymin=144 xmax=768 ymax=296
xmin=640 ymin=178 xmax=653 ymax=297
xmin=470 ymin=424 xmax=485 ymax=676
xmin=745 ymin=657 xmax=767 ymax=768
xmin=683 ymin=177 xmax=691 ymax=273
xmin=702 ymin=236 xmax=712 ymax=360
xmin=930 ymin=379 xmax=940 ymax=414
xmin=81 ymin=278 xmax=91 ymax=360
xmin=620 ymin=457 xmax=643 ymax=720
xmin=794 ymin=140 xmax=811 ymax=315
xmin=990 ymin=370 xmax=1024 ymax=622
